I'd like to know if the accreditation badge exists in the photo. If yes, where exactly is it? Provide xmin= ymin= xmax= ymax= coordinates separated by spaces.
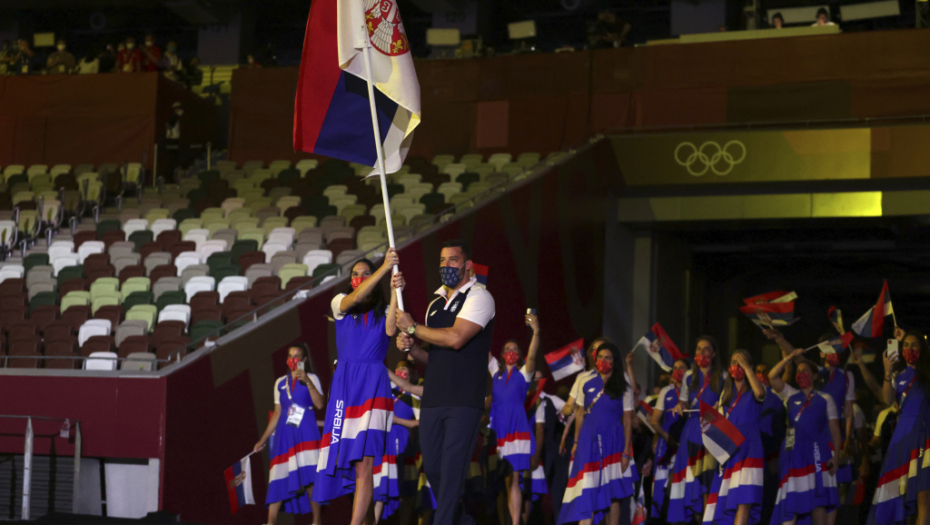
xmin=287 ymin=405 xmax=306 ymax=427
xmin=785 ymin=428 xmax=795 ymax=451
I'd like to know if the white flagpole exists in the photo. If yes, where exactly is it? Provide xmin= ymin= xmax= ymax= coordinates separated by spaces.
xmin=359 ymin=2 xmax=404 ymax=311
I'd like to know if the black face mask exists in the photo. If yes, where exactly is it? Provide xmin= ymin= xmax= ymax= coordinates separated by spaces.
xmin=439 ymin=265 xmax=463 ymax=288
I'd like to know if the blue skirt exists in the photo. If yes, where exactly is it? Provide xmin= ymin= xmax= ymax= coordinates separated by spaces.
xmin=265 ymin=409 xmax=322 ymax=513
xmin=374 ymin=424 xmax=417 ymax=518
xmin=866 ymin=412 xmax=930 ymax=525
xmin=770 ymin=434 xmax=839 ymax=525
xmin=703 ymin=427 xmax=764 ymax=525
xmin=668 ymin=416 xmax=718 ymax=523
xmin=490 ymin=402 xmax=535 ymax=472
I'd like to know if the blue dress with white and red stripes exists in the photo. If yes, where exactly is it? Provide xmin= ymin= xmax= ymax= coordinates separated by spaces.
xmin=266 ymin=373 xmax=323 ymax=513
xmin=653 ymin=384 xmax=682 ymax=517
xmin=866 ymin=366 xmax=930 ymax=525
xmin=374 ymin=388 xmax=418 ymax=518
xmin=668 ymin=369 xmax=722 ymax=523
xmin=490 ymin=365 xmax=535 ymax=472
xmin=769 ymin=385 xmax=840 ymax=525
xmin=313 ymin=295 xmax=394 ymax=503
xmin=819 ymin=367 xmax=855 ymax=484
xmin=558 ymin=374 xmax=638 ymax=524
xmin=702 ymin=383 xmax=764 ymax=525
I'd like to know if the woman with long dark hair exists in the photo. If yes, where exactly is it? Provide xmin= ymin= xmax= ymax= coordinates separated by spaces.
xmin=558 ymin=342 xmax=638 ymax=525
xmin=254 ymin=343 xmax=325 ymax=525
xmin=651 ymin=359 xmax=689 ymax=517
xmin=488 ymin=312 xmax=540 ymax=525
xmin=867 ymin=329 xmax=930 ymax=525
xmin=668 ymin=336 xmax=725 ymax=523
xmin=768 ymin=348 xmax=843 ymax=525
xmin=816 ymin=334 xmax=857 ymax=490
xmin=703 ymin=349 xmax=767 ymax=525
xmin=313 ymin=250 xmax=404 ymax=525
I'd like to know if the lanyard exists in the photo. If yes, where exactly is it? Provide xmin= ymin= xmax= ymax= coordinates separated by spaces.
xmin=829 ymin=368 xmax=836 ymax=384
xmin=726 ymin=385 xmax=746 ymax=417
xmin=900 ymin=375 xmax=917 ymax=407
xmin=692 ymin=373 xmax=711 ymax=407
xmin=285 ymin=374 xmax=298 ymax=400
xmin=505 ymin=367 xmax=514 ymax=385
xmin=586 ymin=389 xmax=605 ymax=414
xmin=794 ymin=391 xmax=815 ymax=423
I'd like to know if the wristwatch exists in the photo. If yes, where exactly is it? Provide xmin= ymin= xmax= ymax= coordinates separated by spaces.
xmin=407 ymin=322 xmax=418 ymax=335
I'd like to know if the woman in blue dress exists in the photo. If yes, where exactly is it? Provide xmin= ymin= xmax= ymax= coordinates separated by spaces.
xmin=374 ymin=360 xmax=420 ymax=525
xmin=313 ymin=249 xmax=404 ymax=525
xmin=559 ymin=341 xmax=638 ymax=525
xmin=488 ymin=311 xmax=540 ymax=525
xmin=768 ymin=348 xmax=843 ymax=525
xmin=867 ymin=329 xmax=930 ymax=525
xmin=668 ymin=336 xmax=725 ymax=523
xmin=703 ymin=349 xmax=767 ymax=525
xmin=651 ymin=359 xmax=688 ymax=517
xmin=254 ymin=343 xmax=326 ymax=525
xmin=816 ymin=335 xmax=857 ymax=490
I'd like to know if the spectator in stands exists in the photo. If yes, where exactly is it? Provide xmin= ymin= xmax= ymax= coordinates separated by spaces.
xmin=771 ymin=13 xmax=785 ymax=28
xmin=812 ymin=7 xmax=836 ymax=26
xmin=180 ymin=56 xmax=203 ymax=89
xmin=116 ymin=37 xmax=142 ymax=72
xmin=0 ymin=41 xmax=12 ymax=75
xmin=12 ymin=39 xmax=35 ymax=74
xmin=587 ymin=11 xmax=631 ymax=49
xmin=245 ymin=53 xmax=262 ymax=69
xmin=77 ymin=46 xmax=100 ymax=74
xmin=140 ymin=33 xmax=161 ymax=72
xmin=99 ymin=43 xmax=116 ymax=73
xmin=159 ymin=40 xmax=183 ymax=81
xmin=46 ymin=39 xmax=76 ymax=74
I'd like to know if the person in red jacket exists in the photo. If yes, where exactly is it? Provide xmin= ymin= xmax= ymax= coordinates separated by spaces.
xmin=116 ymin=38 xmax=141 ymax=72
xmin=140 ymin=33 xmax=161 ymax=72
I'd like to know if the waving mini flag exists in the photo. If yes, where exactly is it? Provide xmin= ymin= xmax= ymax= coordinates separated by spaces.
xmin=631 ymin=482 xmax=647 ymax=525
xmin=812 ymin=332 xmax=854 ymax=355
xmin=699 ymin=400 xmax=745 ymax=464
xmin=739 ymin=291 xmax=798 ymax=328
xmin=636 ymin=323 xmax=689 ymax=371
xmin=293 ymin=0 xmax=420 ymax=174
xmin=852 ymin=280 xmax=893 ymax=338
xmin=525 ymin=378 xmax=548 ymax=412
xmin=828 ymin=306 xmax=844 ymax=334
xmin=544 ymin=338 xmax=585 ymax=381
xmin=471 ymin=263 xmax=488 ymax=286
xmin=636 ymin=400 xmax=655 ymax=433
xmin=224 ymin=453 xmax=256 ymax=514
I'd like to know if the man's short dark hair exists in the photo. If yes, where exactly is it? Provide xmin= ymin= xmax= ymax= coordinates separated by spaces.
xmin=441 ymin=239 xmax=471 ymax=261
xmin=772 ymin=12 xmax=783 ymax=22
xmin=816 ymin=7 xmax=829 ymax=17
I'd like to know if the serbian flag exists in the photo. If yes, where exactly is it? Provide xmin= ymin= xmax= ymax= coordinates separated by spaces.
xmin=293 ymin=0 xmax=420 ymax=174
xmin=544 ymin=338 xmax=585 ymax=381
xmin=852 ymin=279 xmax=893 ymax=338
xmin=636 ymin=322 xmax=689 ymax=372
xmin=739 ymin=291 xmax=798 ymax=328
xmin=699 ymin=400 xmax=745 ymax=464
xmin=636 ymin=400 xmax=655 ymax=432
xmin=472 ymin=263 xmax=488 ymax=286
xmin=525 ymin=378 xmax=547 ymax=412
xmin=828 ymin=306 xmax=844 ymax=334
xmin=813 ymin=332 xmax=854 ymax=355
xmin=631 ymin=482 xmax=647 ymax=525
xmin=223 ymin=453 xmax=256 ymax=514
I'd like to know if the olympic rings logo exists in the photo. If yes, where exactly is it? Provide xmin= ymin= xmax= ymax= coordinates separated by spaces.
xmin=674 ymin=140 xmax=746 ymax=177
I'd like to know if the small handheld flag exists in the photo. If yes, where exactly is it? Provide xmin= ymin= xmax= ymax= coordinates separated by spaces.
xmin=471 ymin=263 xmax=488 ymax=286
xmin=739 ymin=291 xmax=798 ymax=329
xmin=636 ymin=323 xmax=690 ymax=371
xmin=636 ymin=400 xmax=656 ymax=433
xmin=828 ymin=306 xmax=844 ymax=334
xmin=699 ymin=400 xmax=745 ymax=464
xmin=544 ymin=338 xmax=585 ymax=381
xmin=525 ymin=378 xmax=548 ymax=412
xmin=631 ymin=482 xmax=647 ymax=525
xmin=224 ymin=453 xmax=256 ymax=514
xmin=806 ymin=332 xmax=854 ymax=355
xmin=851 ymin=280 xmax=894 ymax=338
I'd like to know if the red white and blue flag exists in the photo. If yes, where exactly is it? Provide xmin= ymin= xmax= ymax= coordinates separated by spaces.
xmin=828 ymin=306 xmax=844 ymax=334
xmin=813 ymin=332 xmax=854 ymax=355
xmin=631 ymin=481 xmax=647 ymax=525
xmin=636 ymin=322 xmax=689 ymax=372
xmin=699 ymin=400 xmax=745 ymax=465
xmin=544 ymin=338 xmax=585 ymax=381
xmin=223 ymin=453 xmax=256 ymax=514
xmin=293 ymin=0 xmax=420 ymax=174
xmin=472 ymin=263 xmax=489 ymax=286
xmin=852 ymin=279 xmax=893 ymax=338
xmin=739 ymin=291 xmax=798 ymax=328
xmin=636 ymin=400 xmax=655 ymax=432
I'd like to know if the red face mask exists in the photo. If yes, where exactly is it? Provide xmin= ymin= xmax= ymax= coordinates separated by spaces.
xmin=350 ymin=276 xmax=367 ymax=290
xmin=795 ymin=371 xmax=812 ymax=389
xmin=286 ymin=357 xmax=300 ymax=371
xmin=395 ymin=368 xmax=409 ymax=380
xmin=756 ymin=373 xmax=770 ymax=386
xmin=695 ymin=354 xmax=712 ymax=368
xmin=729 ymin=364 xmax=745 ymax=381
xmin=671 ymin=369 xmax=686 ymax=384
xmin=504 ymin=352 xmax=519 ymax=366
xmin=825 ymin=353 xmax=841 ymax=366
xmin=904 ymin=348 xmax=920 ymax=365
xmin=595 ymin=359 xmax=613 ymax=375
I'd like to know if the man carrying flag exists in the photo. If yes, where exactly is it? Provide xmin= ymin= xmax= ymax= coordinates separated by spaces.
xmin=851 ymin=279 xmax=894 ymax=338
xmin=635 ymin=323 xmax=689 ymax=372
